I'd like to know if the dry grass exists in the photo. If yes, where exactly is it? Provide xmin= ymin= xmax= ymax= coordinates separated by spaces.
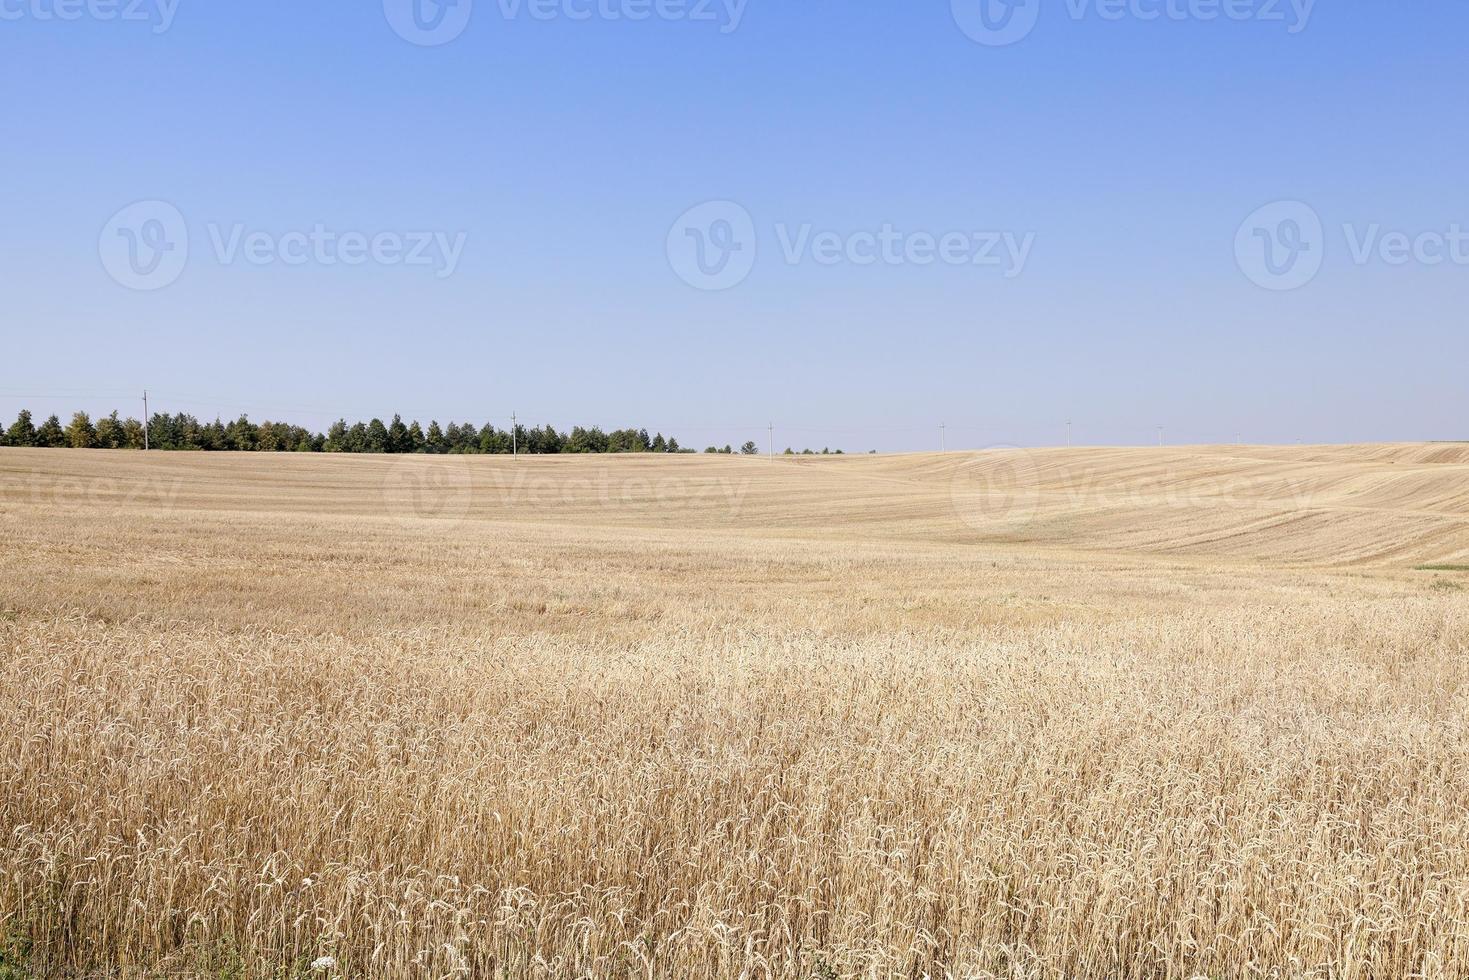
xmin=3 ymin=446 xmax=1469 ymax=979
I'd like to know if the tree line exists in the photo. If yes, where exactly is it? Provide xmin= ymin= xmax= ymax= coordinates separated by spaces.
xmin=1 ymin=410 xmax=856 ymax=456
xmin=0 ymin=409 xmax=701 ymax=455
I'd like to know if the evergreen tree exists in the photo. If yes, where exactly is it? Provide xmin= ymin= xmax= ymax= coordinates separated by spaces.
xmin=199 ymin=419 xmax=226 ymax=451
xmin=176 ymin=414 xmax=205 ymax=450
xmin=36 ymin=414 xmax=66 ymax=448
xmin=740 ymin=441 xmax=758 ymax=455
xmin=445 ymin=422 xmax=477 ymax=453
xmin=407 ymin=421 xmax=426 ymax=453
xmin=651 ymin=433 xmax=667 ymax=453
xmin=483 ymin=425 xmax=512 ymax=454
xmin=365 ymin=418 xmax=389 ymax=453
xmin=144 ymin=414 xmax=170 ymax=450
xmin=425 ymin=421 xmax=446 ymax=454
xmin=387 ymin=414 xmax=411 ymax=454
xmin=537 ymin=425 xmax=564 ymax=454
xmin=227 ymin=415 xmax=259 ymax=452
xmin=6 ymin=410 xmax=36 ymax=447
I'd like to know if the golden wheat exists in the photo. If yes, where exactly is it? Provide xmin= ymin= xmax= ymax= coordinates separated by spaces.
xmin=3 ymin=446 xmax=1469 ymax=978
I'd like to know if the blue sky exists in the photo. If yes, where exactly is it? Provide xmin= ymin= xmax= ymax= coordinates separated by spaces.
xmin=2 ymin=1 xmax=1466 ymax=451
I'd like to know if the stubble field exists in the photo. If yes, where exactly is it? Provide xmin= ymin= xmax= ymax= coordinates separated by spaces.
xmin=3 ymin=445 xmax=1469 ymax=979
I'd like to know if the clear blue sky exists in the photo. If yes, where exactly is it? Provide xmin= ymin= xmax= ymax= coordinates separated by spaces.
xmin=2 ymin=1 xmax=1465 ymax=451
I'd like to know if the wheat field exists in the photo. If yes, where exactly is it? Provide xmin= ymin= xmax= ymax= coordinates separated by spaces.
xmin=3 ymin=445 xmax=1469 ymax=979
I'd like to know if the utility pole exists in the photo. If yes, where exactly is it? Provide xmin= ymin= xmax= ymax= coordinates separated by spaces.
xmin=768 ymin=422 xmax=774 ymax=461
xmin=142 ymin=390 xmax=149 ymax=451
xmin=940 ymin=423 xmax=946 ymax=453
xmin=1066 ymin=420 xmax=1072 ymax=448
xmin=1157 ymin=425 xmax=1165 ymax=447
xmin=511 ymin=412 xmax=517 ymax=459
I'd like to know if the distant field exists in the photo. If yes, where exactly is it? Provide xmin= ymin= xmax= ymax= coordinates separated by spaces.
xmin=3 ymin=446 xmax=1469 ymax=978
